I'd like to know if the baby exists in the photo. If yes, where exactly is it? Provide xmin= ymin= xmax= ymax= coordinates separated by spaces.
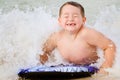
xmin=40 ymin=1 xmax=116 ymax=74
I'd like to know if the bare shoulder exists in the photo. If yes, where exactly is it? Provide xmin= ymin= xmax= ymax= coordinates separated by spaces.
xmin=49 ymin=31 xmax=59 ymax=39
xmin=84 ymin=27 xmax=105 ymax=38
xmin=84 ymin=27 xmax=115 ymax=49
xmin=48 ymin=30 xmax=64 ymax=42
xmin=85 ymin=27 xmax=101 ymax=34
xmin=56 ymin=29 xmax=64 ymax=38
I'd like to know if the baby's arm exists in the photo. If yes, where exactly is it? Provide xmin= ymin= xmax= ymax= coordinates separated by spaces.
xmin=86 ymin=28 xmax=116 ymax=73
xmin=40 ymin=33 xmax=57 ymax=64
xmin=99 ymin=40 xmax=116 ymax=74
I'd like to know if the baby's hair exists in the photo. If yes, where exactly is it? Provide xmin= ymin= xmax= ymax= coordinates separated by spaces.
xmin=59 ymin=1 xmax=85 ymax=17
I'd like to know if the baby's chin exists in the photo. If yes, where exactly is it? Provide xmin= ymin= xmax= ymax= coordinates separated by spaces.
xmin=65 ymin=27 xmax=78 ymax=33
xmin=65 ymin=29 xmax=74 ymax=32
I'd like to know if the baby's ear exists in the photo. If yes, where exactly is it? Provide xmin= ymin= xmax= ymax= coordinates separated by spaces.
xmin=58 ymin=17 xmax=61 ymax=23
xmin=83 ymin=17 xmax=86 ymax=23
xmin=58 ymin=17 xmax=62 ymax=26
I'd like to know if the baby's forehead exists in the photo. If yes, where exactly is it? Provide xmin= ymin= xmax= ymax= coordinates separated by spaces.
xmin=62 ymin=4 xmax=80 ymax=10
xmin=61 ymin=5 xmax=81 ymax=13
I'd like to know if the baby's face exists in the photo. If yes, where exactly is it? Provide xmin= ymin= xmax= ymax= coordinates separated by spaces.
xmin=58 ymin=4 xmax=86 ymax=32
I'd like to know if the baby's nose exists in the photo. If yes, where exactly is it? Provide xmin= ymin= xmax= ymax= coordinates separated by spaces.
xmin=68 ymin=16 xmax=74 ymax=21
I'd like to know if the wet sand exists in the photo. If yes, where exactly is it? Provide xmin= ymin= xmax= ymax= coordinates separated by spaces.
xmin=73 ymin=74 xmax=119 ymax=80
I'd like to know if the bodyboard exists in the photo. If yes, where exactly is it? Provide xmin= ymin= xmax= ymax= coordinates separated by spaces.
xmin=18 ymin=65 xmax=98 ymax=79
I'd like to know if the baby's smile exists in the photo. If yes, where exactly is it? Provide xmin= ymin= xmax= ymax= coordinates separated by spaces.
xmin=66 ymin=23 xmax=76 ymax=26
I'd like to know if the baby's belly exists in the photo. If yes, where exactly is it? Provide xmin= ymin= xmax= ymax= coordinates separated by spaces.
xmin=61 ymin=52 xmax=98 ymax=65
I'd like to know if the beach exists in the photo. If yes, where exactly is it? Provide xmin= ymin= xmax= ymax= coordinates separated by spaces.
xmin=0 ymin=0 xmax=120 ymax=80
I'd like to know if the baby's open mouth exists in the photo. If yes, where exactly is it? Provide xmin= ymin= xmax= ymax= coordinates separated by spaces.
xmin=67 ymin=23 xmax=76 ymax=26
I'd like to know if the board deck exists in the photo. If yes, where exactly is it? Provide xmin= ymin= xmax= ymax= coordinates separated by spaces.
xmin=18 ymin=65 xmax=98 ymax=80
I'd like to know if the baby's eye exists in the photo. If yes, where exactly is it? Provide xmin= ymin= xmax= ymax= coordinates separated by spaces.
xmin=64 ymin=15 xmax=69 ymax=18
xmin=73 ymin=15 xmax=78 ymax=17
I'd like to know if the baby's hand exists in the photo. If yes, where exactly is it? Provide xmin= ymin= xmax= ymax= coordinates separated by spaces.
xmin=98 ymin=68 xmax=109 ymax=75
xmin=40 ymin=53 xmax=48 ymax=64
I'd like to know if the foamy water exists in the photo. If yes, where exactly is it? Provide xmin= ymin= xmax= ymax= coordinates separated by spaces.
xmin=0 ymin=1 xmax=120 ymax=80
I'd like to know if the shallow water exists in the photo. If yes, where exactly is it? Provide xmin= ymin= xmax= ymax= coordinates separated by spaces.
xmin=74 ymin=74 xmax=120 ymax=80
xmin=0 ymin=0 xmax=120 ymax=80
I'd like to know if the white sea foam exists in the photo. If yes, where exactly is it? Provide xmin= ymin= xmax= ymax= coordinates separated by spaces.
xmin=0 ymin=7 xmax=59 ymax=80
xmin=93 ymin=5 xmax=120 ymax=77
xmin=0 ymin=5 xmax=120 ymax=80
